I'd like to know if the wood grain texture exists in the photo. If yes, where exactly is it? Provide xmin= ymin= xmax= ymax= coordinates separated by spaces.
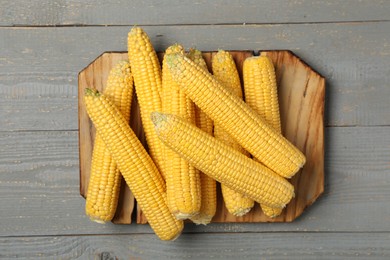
xmin=1 ymin=0 xmax=390 ymax=26
xmin=1 ymin=1 xmax=390 ymax=256
xmin=1 ymin=22 xmax=389 ymax=130
xmin=0 ymin=233 xmax=389 ymax=259
xmin=78 ymin=51 xmax=325 ymax=224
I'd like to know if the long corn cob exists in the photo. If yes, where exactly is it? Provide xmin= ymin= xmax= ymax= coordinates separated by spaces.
xmin=85 ymin=61 xmax=133 ymax=223
xmin=84 ymin=89 xmax=183 ymax=241
xmin=152 ymin=112 xmax=295 ymax=208
xmin=162 ymin=44 xmax=201 ymax=219
xmin=243 ymin=54 xmax=283 ymax=218
xmin=212 ymin=50 xmax=254 ymax=216
xmin=165 ymin=53 xmax=305 ymax=178
xmin=187 ymin=49 xmax=217 ymax=225
xmin=191 ymin=104 xmax=217 ymax=224
xmin=127 ymin=26 xmax=165 ymax=176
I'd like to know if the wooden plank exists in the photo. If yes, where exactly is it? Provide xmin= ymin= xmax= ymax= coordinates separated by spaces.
xmin=0 ymin=74 xmax=78 ymax=131
xmin=0 ymin=233 xmax=389 ymax=259
xmin=0 ymin=126 xmax=389 ymax=236
xmin=1 ymin=23 xmax=389 ymax=130
xmin=1 ymin=0 xmax=390 ymax=26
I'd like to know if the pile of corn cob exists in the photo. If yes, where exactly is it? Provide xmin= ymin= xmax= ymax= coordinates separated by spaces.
xmin=83 ymin=26 xmax=306 ymax=241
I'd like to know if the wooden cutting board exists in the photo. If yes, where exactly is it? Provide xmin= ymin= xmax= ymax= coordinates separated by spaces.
xmin=78 ymin=50 xmax=325 ymax=224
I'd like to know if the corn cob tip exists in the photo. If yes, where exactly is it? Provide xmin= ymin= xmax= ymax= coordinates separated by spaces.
xmin=84 ymin=88 xmax=100 ymax=97
xmin=233 ymin=207 xmax=252 ymax=217
xmin=89 ymin=217 xmax=106 ymax=224
xmin=191 ymin=215 xmax=213 ymax=225
xmin=192 ymin=220 xmax=209 ymax=226
xmin=186 ymin=48 xmax=202 ymax=59
xmin=216 ymin=49 xmax=226 ymax=54
xmin=169 ymin=231 xmax=183 ymax=241
xmin=129 ymin=25 xmax=142 ymax=35
xmin=164 ymin=52 xmax=182 ymax=68
xmin=164 ymin=44 xmax=185 ymax=57
xmin=150 ymin=112 xmax=167 ymax=128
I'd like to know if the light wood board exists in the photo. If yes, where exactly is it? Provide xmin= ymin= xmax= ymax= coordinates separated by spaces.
xmin=78 ymin=50 xmax=325 ymax=224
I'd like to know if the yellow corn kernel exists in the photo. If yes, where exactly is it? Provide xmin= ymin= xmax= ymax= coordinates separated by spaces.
xmin=165 ymin=53 xmax=305 ymax=178
xmin=152 ymin=112 xmax=295 ymax=208
xmin=212 ymin=50 xmax=254 ymax=216
xmin=85 ymin=61 xmax=133 ymax=223
xmin=84 ymin=89 xmax=183 ymax=241
xmin=243 ymin=54 xmax=284 ymax=218
xmin=162 ymin=44 xmax=201 ymax=219
xmin=186 ymin=48 xmax=213 ymax=132
xmin=190 ymin=101 xmax=217 ymax=225
xmin=243 ymin=54 xmax=281 ymax=133
xmin=127 ymin=26 xmax=165 ymax=176
xmin=187 ymin=49 xmax=217 ymax=225
xmin=187 ymin=48 xmax=208 ymax=70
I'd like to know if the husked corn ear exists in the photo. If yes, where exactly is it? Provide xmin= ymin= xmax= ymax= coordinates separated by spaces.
xmin=162 ymin=44 xmax=201 ymax=219
xmin=243 ymin=54 xmax=281 ymax=132
xmin=161 ymin=44 xmax=184 ymax=175
xmin=243 ymin=54 xmax=284 ymax=218
xmin=190 ymin=101 xmax=217 ymax=225
xmin=152 ymin=112 xmax=295 ymax=209
xmin=127 ymin=26 xmax=165 ymax=176
xmin=165 ymin=53 xmax=305 ymax=178
xmin=187 ymin=49 xmax=217 ymax=225
xmin=84 ymin=89 xmax=183 ymax=241
xmin=212 ymin=50 xmax=254 ymax=217
xmin=86 ymin=61 xmax=133 ymax=223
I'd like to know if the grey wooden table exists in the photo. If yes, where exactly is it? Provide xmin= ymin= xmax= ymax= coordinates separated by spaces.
xmin=1 ymin=1 xmax=389 ymax=259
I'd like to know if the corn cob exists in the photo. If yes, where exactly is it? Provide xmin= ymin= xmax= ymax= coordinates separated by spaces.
xmin=165 ymin=53 xmax=305 ymax=178
xmin=162 ymin=44 xmax=201 ymax=219
xmin=84 ymin=89 xmax=183 ymax=241
xmin=127 ymin=26 xmax=165 ymax=176
xmin=187 ymin=49 xmax=217 ymax=225
xmin=152 ymin=112 xmax=295 ymax=208
xmin=243 ymin=54 xmax=281 ymax=133
xmin=85 ymin=61 xmax=133 ymax=223
xmin=190 ymin=106 xmax=217 ymax=224
xmin=212 ymin=50 xmax=254 ymax=216
xmin=190 ymin=101 xmax=217 ymax=225
xmin=243 ymin=54 xmax=283 ymax=218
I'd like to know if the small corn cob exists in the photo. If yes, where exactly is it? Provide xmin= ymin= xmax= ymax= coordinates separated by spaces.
xmin=243 ymin=54 xmax=283 ymax=218
xmin=212 ymin=50 xmax=254 ymax=216
xmin=187 ymin=49 xmax=217 ymax=225
xmin=165 ymin=53 xmax=305 ymax=178
xmin=162 ymin=44 xmax=201 ymax=219
xmin=190 ymin=101 xmax=217 ymax=225
xmin=127 ymin=26 xmax=165 ymax=176
xmin=85 ymin=61 xmax=133 ymax=223
xmin=243 ymin=54 xmax=281 ymax=133
xmin=84 ymin=89 xmax=183 ymax=241
xmin=190 ymin=106 xmax=217 ymax=225
xmin=152 ymin=112 xmax=295 ymax=208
